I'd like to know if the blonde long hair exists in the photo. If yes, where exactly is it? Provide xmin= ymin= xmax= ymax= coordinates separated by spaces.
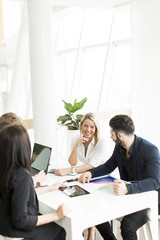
xmin=79 ymin=113 xmax=100 ymax=149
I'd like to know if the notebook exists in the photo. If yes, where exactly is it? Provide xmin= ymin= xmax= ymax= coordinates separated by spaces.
xmin=31 ymin=143 xmax=52 ymax=175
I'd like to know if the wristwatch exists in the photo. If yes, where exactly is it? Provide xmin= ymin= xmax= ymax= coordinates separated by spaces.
xmin=71 ymin=166 xmax=77 ymax=174
xmin=125 ymin=184 xmax=131 ymax=195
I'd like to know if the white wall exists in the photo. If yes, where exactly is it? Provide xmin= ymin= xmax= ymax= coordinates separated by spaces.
xmin=131 ymin=0 xmax=160 ymax=148
xmin=27 ymin=0 xmax=57 ymax=164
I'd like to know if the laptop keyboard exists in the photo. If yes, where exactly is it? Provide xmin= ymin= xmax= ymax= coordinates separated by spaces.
xmin=31 ymin=168 xmax=39 ymax=175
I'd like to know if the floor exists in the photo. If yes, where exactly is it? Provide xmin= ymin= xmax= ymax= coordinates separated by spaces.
xmin=83 ymin=219 xmax=160 ymax=240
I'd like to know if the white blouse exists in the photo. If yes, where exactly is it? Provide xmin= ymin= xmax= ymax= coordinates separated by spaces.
xmin=71 ymin=135 xmax=108 ymax=167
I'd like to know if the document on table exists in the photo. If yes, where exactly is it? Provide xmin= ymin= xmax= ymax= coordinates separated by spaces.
xmin=89 ymin=175 xmax=116 ymax=184
xmin=89 ymin=175 xmax=116 ymax=190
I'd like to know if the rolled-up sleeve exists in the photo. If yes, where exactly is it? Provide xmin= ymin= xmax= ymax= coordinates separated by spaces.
xmin=11 ymin=169 xmax=38 ymax=231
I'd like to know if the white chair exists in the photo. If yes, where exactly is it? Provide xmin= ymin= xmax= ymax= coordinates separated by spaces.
xmin=0 ymin=236 xmax=23 ymax=240
xmin=138 ymin=215 xmax=160 ymax=240
xmin=111 ymin=214 xmax=156 ymax=240
xmin=137 ymin=222 xmax=152 ymax=240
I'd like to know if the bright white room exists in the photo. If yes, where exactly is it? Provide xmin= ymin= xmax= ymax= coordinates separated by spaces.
xmin=0 ymin=0 xmax=160 ymax=239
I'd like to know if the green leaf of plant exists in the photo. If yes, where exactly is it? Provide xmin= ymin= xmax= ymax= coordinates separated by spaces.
xmin=70 ymin=98 xmax=87 ymax=113
xmin=62 ymin=100 xmax=73 ymax=113
xmin=73 ymin=99 xmax=77 ymax=105
xmin=58 ymin=98 xmax=87 ymax=129
xmin=57 ymin=114 xmax=72 ymax=123
xmin=76 ymin=114 xmax=83 ymax=120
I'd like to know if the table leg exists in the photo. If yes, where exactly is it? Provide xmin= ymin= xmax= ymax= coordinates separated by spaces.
xmin=58 ymin=216 xmax=84 ymax=240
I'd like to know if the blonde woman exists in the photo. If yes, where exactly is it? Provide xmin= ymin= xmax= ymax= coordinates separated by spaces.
xmin=55 ymin=113 xmax=108 ymax=176
xmin=55 ymin=113 xmax=108 ymax=240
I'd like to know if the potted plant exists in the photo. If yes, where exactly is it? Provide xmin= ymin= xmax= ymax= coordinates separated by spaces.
xmin=57 ymin=97 xmax=87 ymax=130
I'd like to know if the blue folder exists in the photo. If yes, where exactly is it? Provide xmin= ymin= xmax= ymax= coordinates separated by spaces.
xmin=89 ymin=176 xmax=116 ymax=184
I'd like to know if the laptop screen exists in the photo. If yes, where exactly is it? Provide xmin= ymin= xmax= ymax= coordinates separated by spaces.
xmin=31 ymin=143 xmax=52 ymax=174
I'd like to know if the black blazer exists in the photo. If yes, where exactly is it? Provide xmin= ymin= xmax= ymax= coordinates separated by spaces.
xmin=90 ymin=135 xmax=160 ymax=213
xmin=0 ymin=167 xmax=38 ymax=238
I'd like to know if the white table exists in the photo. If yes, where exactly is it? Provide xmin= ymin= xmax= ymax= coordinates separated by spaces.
xmin=38 ymin=174 xmax=158 ymax=240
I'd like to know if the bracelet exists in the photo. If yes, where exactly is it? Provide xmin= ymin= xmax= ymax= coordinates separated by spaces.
xmin=71 ymin=166 xmax=77 ymax=174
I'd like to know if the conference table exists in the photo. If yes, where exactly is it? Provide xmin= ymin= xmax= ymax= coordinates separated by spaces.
xmin=38 ymin=174 xmax=158 ymax=240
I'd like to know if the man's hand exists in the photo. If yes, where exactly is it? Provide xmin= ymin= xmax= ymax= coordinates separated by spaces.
xmin=113 ymin=179 xmax=128 ymax=195
xmin=78 ymin=171 xmax=92 ymax=184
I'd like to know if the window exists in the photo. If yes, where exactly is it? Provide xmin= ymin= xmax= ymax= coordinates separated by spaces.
xmin=52 ymin=4 xmax=131 ymax=115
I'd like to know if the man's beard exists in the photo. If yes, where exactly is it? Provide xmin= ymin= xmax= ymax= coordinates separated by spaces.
xmin=115 ymin=134 xmax=123 ymax=146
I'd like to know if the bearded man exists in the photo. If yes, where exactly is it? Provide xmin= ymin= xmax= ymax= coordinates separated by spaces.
xmin=79 ymin=114 xmax=160 ymax=240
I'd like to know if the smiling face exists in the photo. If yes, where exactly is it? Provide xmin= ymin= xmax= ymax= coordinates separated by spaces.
xmin=81 ymin=119 xmax=96 ymax=141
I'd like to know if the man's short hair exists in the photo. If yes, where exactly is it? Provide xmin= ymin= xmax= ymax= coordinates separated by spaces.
xmin=0 ymin=112 xmax=23 ymax=132
xmin=109 ymin=114 xmax=135 ymax=135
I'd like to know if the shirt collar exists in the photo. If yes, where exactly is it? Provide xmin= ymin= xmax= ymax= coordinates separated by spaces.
xmin=89 ymin=137 xmax=95 ymax=145
xmin=119 ymin=136 xmax=135 ymax=157
xmin=128 ymin=137 xmax=135 ymax=157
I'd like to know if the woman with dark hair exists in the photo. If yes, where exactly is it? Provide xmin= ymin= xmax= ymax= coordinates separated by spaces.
xmin=0 ymin=125 xmax=70 ymax=240
xmin=0 ymin=112 xmax=47 ymax=187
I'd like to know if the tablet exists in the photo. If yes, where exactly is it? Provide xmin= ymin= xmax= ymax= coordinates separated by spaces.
xmin=59 ymin=185 xmax=90 ymax=197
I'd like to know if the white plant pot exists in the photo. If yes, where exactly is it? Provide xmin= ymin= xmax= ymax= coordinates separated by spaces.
xmin=65 ymin=129 xmax=79 ymax=159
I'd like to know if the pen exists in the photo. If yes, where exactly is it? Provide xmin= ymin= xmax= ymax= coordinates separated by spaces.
xmin=65 ymin=178 xmax=78 ymax=183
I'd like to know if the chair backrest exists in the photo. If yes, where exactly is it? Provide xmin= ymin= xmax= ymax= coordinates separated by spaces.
xmin=22 ymin=119 xmax=33 ymax=129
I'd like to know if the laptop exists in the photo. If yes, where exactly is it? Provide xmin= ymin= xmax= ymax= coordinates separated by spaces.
xmin=31 ymin=143 xmax=52 ymax=175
